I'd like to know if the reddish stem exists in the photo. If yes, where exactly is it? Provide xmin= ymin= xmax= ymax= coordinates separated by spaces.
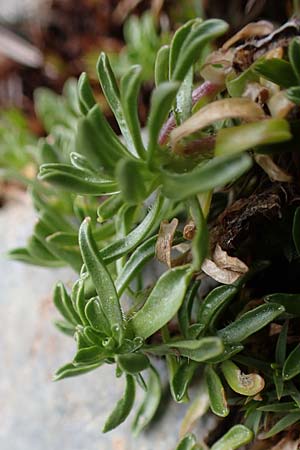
xmin=158 ymin=81 xmax=221 ymax=146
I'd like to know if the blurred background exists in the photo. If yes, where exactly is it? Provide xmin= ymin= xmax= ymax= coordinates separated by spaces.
xmin=0 ymin=1 xmax=296 ymax=449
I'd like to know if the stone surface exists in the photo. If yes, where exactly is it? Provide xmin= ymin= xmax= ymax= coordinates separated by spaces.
xmin=0 ymin=192 xmax=195 ymax=450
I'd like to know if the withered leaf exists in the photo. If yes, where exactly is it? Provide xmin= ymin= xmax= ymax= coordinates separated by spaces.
xmin=155 ymin=218 xmax=179 ymax=268
xmin=223 ymin=20 xmax=274 ymax=50
xmin=254 ymin=154 xmax=292 ymax=182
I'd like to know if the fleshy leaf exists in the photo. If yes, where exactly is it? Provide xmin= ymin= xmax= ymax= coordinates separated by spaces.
xmin=79 ymin=218 xmax=123 ymax=327
xmin=132 ymin=366 xmax=162 ymax=435
xmin=211 ymin=425 xmax=253 ymax=450
xmin=130 ymin=266 xmax=192 ymax=339
xmin=215 ymin=119 xmax=292 ymax=156
xmin=218 ymin=303 xmax=285 ymax=344
xmin=162 ymin=153 xmax=252 ymax=201
xmin=102 ymin=374 xmax=135 ymax=433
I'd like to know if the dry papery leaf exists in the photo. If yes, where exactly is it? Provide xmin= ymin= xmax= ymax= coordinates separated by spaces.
xmin=155 ymin=218 xmax=189 ymax=268
xmin=183 ymin=220 xmax=196 ymax=240
xmin=222 ymin=20 xmax=274 ymax=50
xmin=268 ymin=91 xmax=296 ymax=119
xmin=254 ymin=154 xmax=293 ymax=182
xmin=200 ymin=49 xmax=234 ymax=85
xmin=242 ymin=82 xmax=269 ymax=104
xmin=170 ymin=98 xmax=265 ymax=149
xmin=201 ymin=244 xmax=248 ymax=284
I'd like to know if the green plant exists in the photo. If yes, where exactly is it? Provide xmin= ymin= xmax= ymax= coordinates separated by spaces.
xmin=10 ymin=15 xmax=300 ymax=449
xmin=0 ymin=109 xmax=36 ymax=176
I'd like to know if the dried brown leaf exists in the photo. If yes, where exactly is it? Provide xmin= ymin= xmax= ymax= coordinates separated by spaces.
xmin=222 ymin=20 xmax=274 ymax=50
xmin=268 ymin=91 xmax=295 ymax=119
xmin=254 ymin=154 xmax=293 ymax=182
xmin=183 ymin=220 xmax=196 ymax=240
xmin=155 ymin=218 xmax=179 ymax=268
xmin=213 ymin=244 xmax=248 ymax=273
xmin=170 ymin=98 xmax=265 ymax=148
xmin=242 ymin=82 xmax=269 ymax=104
xmin=201 ymin=258 xmax=243 ymax=284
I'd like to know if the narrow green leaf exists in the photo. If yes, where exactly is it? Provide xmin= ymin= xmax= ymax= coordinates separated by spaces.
xmin=132 ymin=366 xmax=162 ymax=435
xmin=54 ymin=282 xmax=81 ymax=326
xmin=162 ymin=153 xmax=253 ymax=201
xmin=79 ymin=218 xmax=123 ymax=327
xmin=72 ymin=280 xmax=89 ymax=326
xmin=147 ymin=81 xmax=180 ymax=167
xmin=175 ymin=433 xmax=198 ymax=450
xmin=205 ymin=344 xmax=244 ymax=364
xmin=39 ymin=163 xmax=118 ymax=195
xmin=97 ymin=52 xmax=135 ymax=154
xmin=265 ymin=292 xmax=300 ymax=316
xmin=120 ymin=65 xmax=145 ymax=158
xmin=102 ymin=374 xmax=135 ymax=432
xmin=97 ymin=195 xmax=123 ymax=222
xmin=73 ymin=345 xmax=104 ymax=365
xmin=254 ymin=58 xmax=298 ymax=88
xmin=99 ymin=193 xmax=165 ymax=263
xmin=178 ymin=279 xmax=201 ymax=338
xmin=8 ymin=247 xmax=60 ymax=267
xmin=54 ymin=320 xmax=75 ymax=336
xmin=155 ymin=45 xmax=170 ymax=86
xmin=215 ymin=119 xmax=292 ymax=156
xmin=115 ymin=235 xmax=157 ymax=296
xmin=218 ymin=303 xmax=285 ymax=344
xmin=27 ymin=235 xmax=59 ymax=263
xmin=283 ymin=343 xmax=300 ymax=380
xmin=260 ymin=412 xmax=300 ymax=439
xmin=172 ymin=19 xmax=228 ymax=82
xmin=169 ymin=19 xmax=196 ymax=78
xmin=276 ymin=321 xmax=289 ymax=366
xmin=206 ymin=366 xmax=229 ymax=417
xmin=172 ymin=360 xmax=198 ymax=402
xmin=84 ymin=296 xmax=111 ymax=336
xmin=130 ymin=266 xmax=192 ymax=339
xmin=78 ymin=72 xmax=96 ymax=114
xmin=70 ymin=152 xmax=95 ymax=173
xmin=189 ymin=197 xmax=209 ymax=270
xmin=53 ymin=361 xmax=101 ymax=381
xmin=289 ymin=38 xmax=300 ymax=83
xmin=175 ymin=67 xmax=193 ymax=124
xmin=211 ymin=425 xmax=253 ymax=450
xmin=257 ymin=402 xmax=298 ymax=412
xmin=172 ymin=337 xmax=224 ymax=362
xmin=198 ymin=285 xmax=237 ymax=332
